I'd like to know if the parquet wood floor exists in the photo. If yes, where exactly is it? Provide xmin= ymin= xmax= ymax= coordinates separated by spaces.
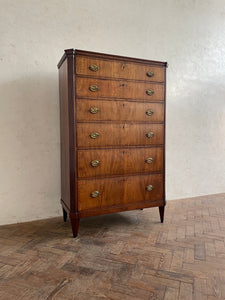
xmin=0 ymin=193 xmax=225 ymax=300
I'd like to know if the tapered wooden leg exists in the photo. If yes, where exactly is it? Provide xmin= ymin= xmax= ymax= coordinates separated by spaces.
xmin=62 ymin=208 xmax=67 ymax=222
xmin=70 ymin=215 xmax=80 ymax=238
xmin=159 ymin=206 xmax=165 ymax=223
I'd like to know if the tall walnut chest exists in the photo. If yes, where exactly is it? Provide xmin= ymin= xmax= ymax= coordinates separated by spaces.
xmin=57 ymin=49 xmax=167 ymax=237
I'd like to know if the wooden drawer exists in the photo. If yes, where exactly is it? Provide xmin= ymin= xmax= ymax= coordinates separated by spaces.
xmin=76 ymin=77 xmax=164 ymax=101
xmin=78 ymin=147 xmax=163 ymax=178
xmin=76 ymin=56 xmax=165 ymax=82
xmin=78 ymin=174 xmax=163 ymax=211
xmin=76 ymin=99 xmax=164 ymax=123
xmin=77 ymin=123 xmax=164 ymax=148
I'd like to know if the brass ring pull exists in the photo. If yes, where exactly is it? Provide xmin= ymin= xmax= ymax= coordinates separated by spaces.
xmin=90 ymin=132 xmax=99 ymax=139
xmin=146 ymin=89 xmax=154 ymax=96
xmin=89 ymin=85 xmax=99 ymax=92
xmin=146 ymin=185 xmax=154 ymax=192
xmin=89 ymin=64 xmax=99 ymax=72
xmin=91 ymin=190 xmax=101 ymax=198
xmin=146 ymin=132 xmax=154 ymax=138
xmin=145 ymin=157 xmax=154 ymax=164
xmin=90 ymin=107 xmax=99 ymax=114
xmin=146 ymin=71 xmax=154 ymax=77
xmin=146 ymin=109 xmax=154 ymax=116
xmin=91 ymin=160 xmax=100 ymax=167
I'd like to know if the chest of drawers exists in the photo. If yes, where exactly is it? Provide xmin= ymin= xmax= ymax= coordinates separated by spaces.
xmin=57 ymin=49 xmax=167 ymax=237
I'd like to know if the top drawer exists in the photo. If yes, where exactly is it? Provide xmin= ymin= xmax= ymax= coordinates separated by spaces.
xmin=76 ymin=56 xmax=165 ymax=82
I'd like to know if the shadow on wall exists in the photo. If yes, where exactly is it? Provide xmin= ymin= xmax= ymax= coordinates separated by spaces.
xmin=0 ymin=73 xmax=61 ymax=223
xmin=166 ymin=75 xmax=225 ymax=199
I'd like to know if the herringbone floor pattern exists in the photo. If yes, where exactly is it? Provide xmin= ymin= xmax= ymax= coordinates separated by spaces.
xmin=0 ymin=193 xmax=225 ymax=299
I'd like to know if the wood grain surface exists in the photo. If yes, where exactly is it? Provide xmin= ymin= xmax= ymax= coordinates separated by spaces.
xmin=76 ymin=99 xmax=164 ymax=123
xmin=77 ymin=147 xmax=164 ymax=178
xmin=78 ymin=174 xmax=163 ymax=211
xmin=76 ymin=77 xmax=164 ymax=101
xmin=77 ymin=123 xmax=164 ymax=148
xmin=76 ymin=55 xmax=165 ymax=82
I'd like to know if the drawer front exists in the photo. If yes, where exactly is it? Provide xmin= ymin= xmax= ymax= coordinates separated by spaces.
xmin=77 ymin=123 xmax=164 ymax=148
xmin=76 ymin=56 xmax=165 ymax=82
xmin=76 ymin=99 xmax=164 ymax=123
xmin=76 ymin=77 xmax=164 ymax=101
xmin=78 ymin=174 xmax=163 ymax=211
xmin=78 ymin=147 xmax=163 ymax=178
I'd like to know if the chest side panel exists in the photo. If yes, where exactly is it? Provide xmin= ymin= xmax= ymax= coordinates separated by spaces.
xmin=59 ymin=60 xmax=70 ymax=210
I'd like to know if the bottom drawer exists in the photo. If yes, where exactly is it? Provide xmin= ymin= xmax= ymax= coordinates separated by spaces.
xmin=78 ymin=174 xmax=163 ymax=211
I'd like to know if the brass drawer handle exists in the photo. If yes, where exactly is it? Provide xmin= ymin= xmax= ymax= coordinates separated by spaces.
xmin=146 ymin=131 xmax=154 ymax=138
xmin=91 ymin=190 xmax=101 ymax=198
xmin=90 ymin=132 xmax=100 ymax=139
xmin=91 ymin=160 xmax=100 ymax=167
xmin=146 ymin=71 xmax=154 ymax=77
xmin=145 ymin=157 xmax=154 ymax=164
xmin=146 ymin=185 xmax=154 ymax=192
xmin=90 ymin=107 xmax=99 ymax=114
xmin=89 ymin=85 xmax=99 ymax=92
xmin=89 ymin=64 xmax=99 ymax=72
xmin=146 ymin=109 xmax=154 ymax=116
xmin=146 ymin=89 xmax=154 ymax=96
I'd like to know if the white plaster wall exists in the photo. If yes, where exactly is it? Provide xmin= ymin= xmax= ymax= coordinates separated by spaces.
xmin=0 ymin=0 xmax=225 ymax=225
